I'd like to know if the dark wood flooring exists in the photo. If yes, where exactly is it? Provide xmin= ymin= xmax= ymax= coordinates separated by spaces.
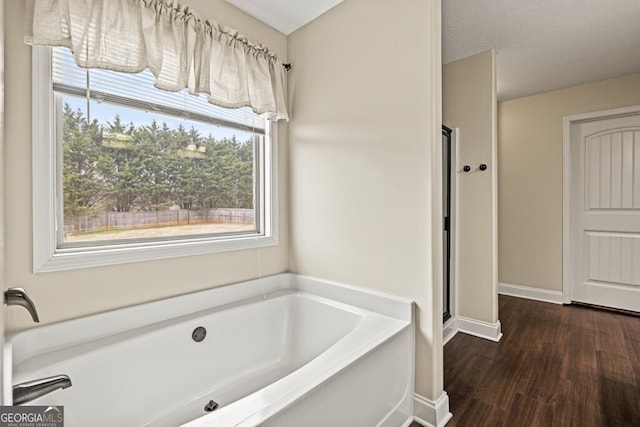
xmin=443 ymin=295 xmax=640 ymax=426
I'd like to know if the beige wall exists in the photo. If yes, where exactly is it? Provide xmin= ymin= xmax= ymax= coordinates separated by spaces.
xmin=0 ymin=0 xmax=5 ymax=403
xmin=499 ymin=72 xmax=640 ymax=292
xmin=287 ymin=0 xmax=443 ymax=399
xmin=3 ymin=0 xmax=288 ymax=331
xmin=443 ymin=50 xmax=498 ymax=324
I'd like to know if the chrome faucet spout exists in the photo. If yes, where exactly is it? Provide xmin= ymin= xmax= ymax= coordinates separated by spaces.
xmin=13 ymin=375 xmax=72 ymax=405
xmin=4 ymin=288 xmax=40 ymax=322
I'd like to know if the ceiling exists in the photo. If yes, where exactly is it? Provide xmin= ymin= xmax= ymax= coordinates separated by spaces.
xmin=444 ymin=0 xmax=640 ymax=101
xmin=225 ymin=0 xmax=344 ymax=36
xmin=227 ymin=0 xmax=640 ymax=102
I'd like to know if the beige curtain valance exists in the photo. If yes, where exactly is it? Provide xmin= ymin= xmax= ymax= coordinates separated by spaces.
xmin=25 ymin=0 xmax=288 ymax=121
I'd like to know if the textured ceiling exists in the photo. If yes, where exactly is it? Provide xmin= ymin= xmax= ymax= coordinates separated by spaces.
xmin=225 ymin=0 xmax=344 ymax=35
xmin=444 ymin=0 xmax=640 ymax=101
xmin=226 ymin=0 xmax=640 ymax=101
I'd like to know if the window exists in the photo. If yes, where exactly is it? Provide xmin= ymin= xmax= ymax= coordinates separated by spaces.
xmin=33 ymin=47 xmax=278 ymax=272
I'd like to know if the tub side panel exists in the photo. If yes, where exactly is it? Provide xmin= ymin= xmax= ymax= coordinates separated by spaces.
xmin=262 ymin=327 xmax=413 ymax=427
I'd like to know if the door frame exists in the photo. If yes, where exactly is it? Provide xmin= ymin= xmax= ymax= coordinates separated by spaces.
xmin=442 ymin=125 xmax=453 ymax=323
xmin=443 ymin=127 xmax=459 ymax=344
xmin=562 ymin=104 xmax=640 ymax=304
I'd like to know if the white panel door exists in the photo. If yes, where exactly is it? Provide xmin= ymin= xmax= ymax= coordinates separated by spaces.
xmin=570 ymin=113 xmax=640 ymax=312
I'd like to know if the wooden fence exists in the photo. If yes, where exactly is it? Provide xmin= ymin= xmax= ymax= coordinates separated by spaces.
xmin=64 ymin=208 xmax=254 ymax=234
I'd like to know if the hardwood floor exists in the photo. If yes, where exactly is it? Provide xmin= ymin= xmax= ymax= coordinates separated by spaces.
xmin=443 ymin=295 xmax=640 ymax=426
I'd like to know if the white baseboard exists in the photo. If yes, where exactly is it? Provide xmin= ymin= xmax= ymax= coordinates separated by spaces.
xmin=457 ymin=316 xmax=503 ymax=342
xmin=498 ymin=282 xmax=563 ymax=305
xmin=443 ymin=318 xmax=458 ymax=345
xmin=413 ymin=392 xmax=452 ymax=427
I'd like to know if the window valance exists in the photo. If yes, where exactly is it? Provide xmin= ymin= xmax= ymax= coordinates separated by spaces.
xmin=25 ymin=0 xmax=289 ymax=121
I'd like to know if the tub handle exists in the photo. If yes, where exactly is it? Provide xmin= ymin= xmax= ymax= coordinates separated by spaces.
xmin=5 ymin=288 xmax=40 ymax=323
xmin=13 ymin=374 xmax=72 ymax=405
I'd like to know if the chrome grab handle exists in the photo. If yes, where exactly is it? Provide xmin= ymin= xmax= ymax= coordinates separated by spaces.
xmin=13 ymin=375 xmax=72 ymax=405
xmin=4 ymin=288 xmax=40 ymax=323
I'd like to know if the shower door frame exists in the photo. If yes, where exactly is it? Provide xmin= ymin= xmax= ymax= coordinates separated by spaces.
xmin=442 ymin=125 xmax=455 ymax=323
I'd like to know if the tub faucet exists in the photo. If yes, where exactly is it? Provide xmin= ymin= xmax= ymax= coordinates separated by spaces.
xmin=4 ymin=288 xmax=40 ymax=322
xmin=13 ymin=375 xmax=72 ymax=405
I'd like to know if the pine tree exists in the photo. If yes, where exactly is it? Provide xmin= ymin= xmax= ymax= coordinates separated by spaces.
xmin=62 ymin=105 xmax=106 ymax=216
xmin=62 ymin=103 xmax=257 ymax=226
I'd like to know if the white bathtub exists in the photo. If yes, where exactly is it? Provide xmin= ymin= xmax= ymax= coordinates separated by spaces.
xmin=3 ymin=274 xmax=414 ymax=426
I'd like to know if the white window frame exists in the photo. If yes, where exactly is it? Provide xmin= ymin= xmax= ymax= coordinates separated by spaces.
xmin=32 ymin=46 xmax=278 ymax=273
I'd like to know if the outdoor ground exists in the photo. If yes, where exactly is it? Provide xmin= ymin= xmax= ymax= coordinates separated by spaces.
xmin=64 ymin=222 xmax=254 ymax=243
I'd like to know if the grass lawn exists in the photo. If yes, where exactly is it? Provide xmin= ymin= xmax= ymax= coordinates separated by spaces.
xmin=64 ymin=222 xmax=255 ymax=243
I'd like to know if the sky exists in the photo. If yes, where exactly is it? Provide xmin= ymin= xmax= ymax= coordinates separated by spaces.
xmin=64 ymin=95 xmax=254 ymax=142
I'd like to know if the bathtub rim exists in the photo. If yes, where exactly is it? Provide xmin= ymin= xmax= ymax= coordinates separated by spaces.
xmin=3 ymin=273 xmax=414 ymax=405
xmin=5 ymin=273 xmax=413 ymax=361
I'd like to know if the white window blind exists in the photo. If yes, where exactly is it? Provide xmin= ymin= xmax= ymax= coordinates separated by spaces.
xmin=51 ymin=47 xmax=266 ymax=134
